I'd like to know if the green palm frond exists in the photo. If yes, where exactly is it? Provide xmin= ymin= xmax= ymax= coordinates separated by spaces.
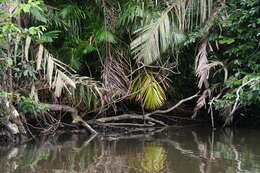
xmin=130 ymin=0 xmax=214 ymax=65
xmin=130 ymin=71 xmax=167 ymax=110
xmin=30 ymin=5 xmax=47 ymax=23
xmin=59 ymin=4 xmax=86 ymax=36
xmin=70 ymin=77 xmax=104 ymax=112
xmin=130 ymin=5 xmax=185 ymax=65
xmin=117 ymin=1 xmax=146 ymax=29
xmin=95 ymin=29 xmax=117 ymax=44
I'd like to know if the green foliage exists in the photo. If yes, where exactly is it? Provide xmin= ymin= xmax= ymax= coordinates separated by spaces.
xmin=17 ymin=96 xmax=48 ymax=116
xmin=117 ymin=0 xmax=146 ymax=30
xmin=95 ymin=30 xmax=117 ymax=44
xmin=12 ymin=0 xmax=44 ymax=16
xmin=0 ymin=91 xmax=12 ymax=98
xmin=209 ymin=0 xmax=260 ymax=114
xmin=13 ymin=61 xmax=37 ymax=84
xmin=1 ymin=0 xmax=259 ymax=126
xmin=37 ymin=30 xmax=61 ymax=43
xmin=130 ymin=71 xmax=167 ymax=110
xmin=212 ymin=75 xmax=260 ymax=108
xmin=58 ymin=3 xmax=88 ymax=36
xmin=130 ymin=9 xmax=185 ymax=64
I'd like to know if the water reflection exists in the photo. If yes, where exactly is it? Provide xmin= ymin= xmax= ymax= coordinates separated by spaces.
xmin=0 ymin=127 xmax=260 ymax=173
xmin=131 ymin=143 xmax=168 ymax=173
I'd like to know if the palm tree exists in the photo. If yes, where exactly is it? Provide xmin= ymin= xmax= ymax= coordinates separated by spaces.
xmin=114 ymin=0 xmax=219 ymax=109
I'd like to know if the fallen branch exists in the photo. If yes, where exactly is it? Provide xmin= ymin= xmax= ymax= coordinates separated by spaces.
xmin=101 ymin=122 xmax=154 ymax=127
xmin=89 ymin=114 xmax=166 ymax=126
xmin=90 ymin=93 xmax=199 ymax=126
xmin=43 ymin=103 xmax=97 ymax=135
xmin=145 ymin=92 xmax=200 ymax=117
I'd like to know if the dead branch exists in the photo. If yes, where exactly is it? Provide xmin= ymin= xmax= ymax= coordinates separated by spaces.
xmin=90 ymin=93 xmax=199 ymax=126
xmin=101 ymin=123 xmax=154 ymax=127
xmin=145 ymin=92 xmax=200 ymax=117
xmin=225 ymin=78 xmax=259 ymax=125
xmin=42 ymin=103 xmax=97 ymax=135
xmin=89 ymin=113 xmax=165 ymax=126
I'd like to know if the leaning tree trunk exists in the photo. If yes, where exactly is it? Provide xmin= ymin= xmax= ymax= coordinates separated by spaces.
xmin=0 ymin=87 xmax=27 ymax=145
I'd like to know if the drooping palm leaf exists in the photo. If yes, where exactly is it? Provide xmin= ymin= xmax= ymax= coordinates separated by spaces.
xmin=130 ymin=71 xmax=167 ymax=110
xmin=130 ymin=4 xmax=184 ymax=65
xmin=130 ymin=0 xmax=214 ymax=65
xmin=59 ymin=4 xmax=86 ymax=36
xmin=25 ymin=36 xmax=31 ymax=61
xmin=195 ymin=38 xmax=209 ymax=89
xmin=36 ymin=44 xmax=76 ymax=97
xmin=102 ymin=57 xmax=130 ymax=95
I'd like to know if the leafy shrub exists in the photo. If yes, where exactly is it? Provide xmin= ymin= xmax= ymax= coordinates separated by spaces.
xmin=17 ymin=96 xmax=48 ymax=116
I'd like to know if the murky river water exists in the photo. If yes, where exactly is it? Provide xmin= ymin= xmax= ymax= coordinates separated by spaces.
xmin=0 ymin=126 xmax=260 ymax=173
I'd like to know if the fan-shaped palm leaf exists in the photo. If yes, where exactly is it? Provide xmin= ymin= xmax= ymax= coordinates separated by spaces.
xmin=130 ymin=71 xmax=167 ymax=110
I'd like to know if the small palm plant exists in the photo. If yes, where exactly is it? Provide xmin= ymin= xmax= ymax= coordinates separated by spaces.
xmin=130 ymin=71 xmax=168 ymax=110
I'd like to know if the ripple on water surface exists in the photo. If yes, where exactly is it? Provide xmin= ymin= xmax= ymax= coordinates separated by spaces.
xmin=0 ymin=127 xmax=260 ymax=173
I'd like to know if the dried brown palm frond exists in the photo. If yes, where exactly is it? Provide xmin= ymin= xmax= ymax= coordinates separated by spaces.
xmin=192 ymin=1 xmax=226 ymax=120
xmin=102 ymin=57 xmax=130 ymax=95
xmin=99 ymin=57 xmax=131 ymax=113
xmin=195 ymin=38 xmax=209 ymax=89
xmin=194 ymin=1 xmax=225 ymax=88
xmin=25 ymin=36 xmax=31 ymax=61
xmin=207 ymin=61 xmax=228 ymax=81
xmin=194 ymin=36 xmax=227 ymax=115
xmin=194 ymin=39 xmax=228 ymax=119
xmin=192 ymin=88 xmax=212 ymax=119
xmin=35 ymin=44 xmax=76 ymax=97
xmin=195 ymin=39 xmax=228 ymax=89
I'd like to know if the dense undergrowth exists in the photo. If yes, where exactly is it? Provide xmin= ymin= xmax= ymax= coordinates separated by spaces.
xmin=0 ymin=0 xmax=259 ymax=139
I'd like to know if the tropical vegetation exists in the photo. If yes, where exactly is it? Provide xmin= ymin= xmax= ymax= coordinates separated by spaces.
xmin=0 ymin=0 xmax=259 ymax=139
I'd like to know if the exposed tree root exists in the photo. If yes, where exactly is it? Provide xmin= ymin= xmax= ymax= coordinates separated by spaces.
xmin=43 ymin=103 xmax=97 ymax=135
